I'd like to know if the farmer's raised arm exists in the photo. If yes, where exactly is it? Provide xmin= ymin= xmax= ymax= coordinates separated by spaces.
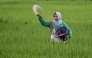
xmin=37 ymin=14 xmax=50 ymax=27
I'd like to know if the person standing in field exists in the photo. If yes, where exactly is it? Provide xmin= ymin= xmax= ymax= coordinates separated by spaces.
xmin=36 ymin=12 xmax=72 ymax=43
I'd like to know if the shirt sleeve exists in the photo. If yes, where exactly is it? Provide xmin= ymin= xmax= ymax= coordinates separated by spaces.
xmin=38 ymin=17 xmax=50 ymax=27
xmin=63 ymin=22 xmax=72 ymax=38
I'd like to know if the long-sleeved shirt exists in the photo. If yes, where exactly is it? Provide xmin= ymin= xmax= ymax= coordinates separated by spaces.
xmin=38 ymin=17 xmax=72 ymax=38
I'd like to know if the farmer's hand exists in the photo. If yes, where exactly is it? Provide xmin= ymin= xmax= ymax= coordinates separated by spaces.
xmin=65 ymin=35 xmax=69 ymax=40
xmin=37 ymin=14 xmax=41 ymax=17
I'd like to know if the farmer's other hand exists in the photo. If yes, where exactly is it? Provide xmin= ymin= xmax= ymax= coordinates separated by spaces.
xmin=65 ymin=35 xmax=69 ymax=40
xmin=37 ymin=14 xmax=41 ymax=17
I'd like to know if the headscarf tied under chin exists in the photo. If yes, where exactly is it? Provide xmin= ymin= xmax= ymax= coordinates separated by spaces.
xmin=54 ymin=12 xmax=62 ymax=25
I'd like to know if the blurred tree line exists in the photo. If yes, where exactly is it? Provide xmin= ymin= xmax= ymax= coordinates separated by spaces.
xmin=38 ymin=0 xmax=92 ymax=1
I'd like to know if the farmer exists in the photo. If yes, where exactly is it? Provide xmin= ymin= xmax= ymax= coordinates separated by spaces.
xmin=36 ymin=12 xmax=72 ymax=43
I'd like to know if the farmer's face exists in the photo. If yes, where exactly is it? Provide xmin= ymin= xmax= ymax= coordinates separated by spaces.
xmin=54 ymin=14 xmax=58 ymax=21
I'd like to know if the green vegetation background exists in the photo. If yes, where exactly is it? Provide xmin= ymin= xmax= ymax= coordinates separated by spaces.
xmin=0 ymin=0 xmax=92 ymax=58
